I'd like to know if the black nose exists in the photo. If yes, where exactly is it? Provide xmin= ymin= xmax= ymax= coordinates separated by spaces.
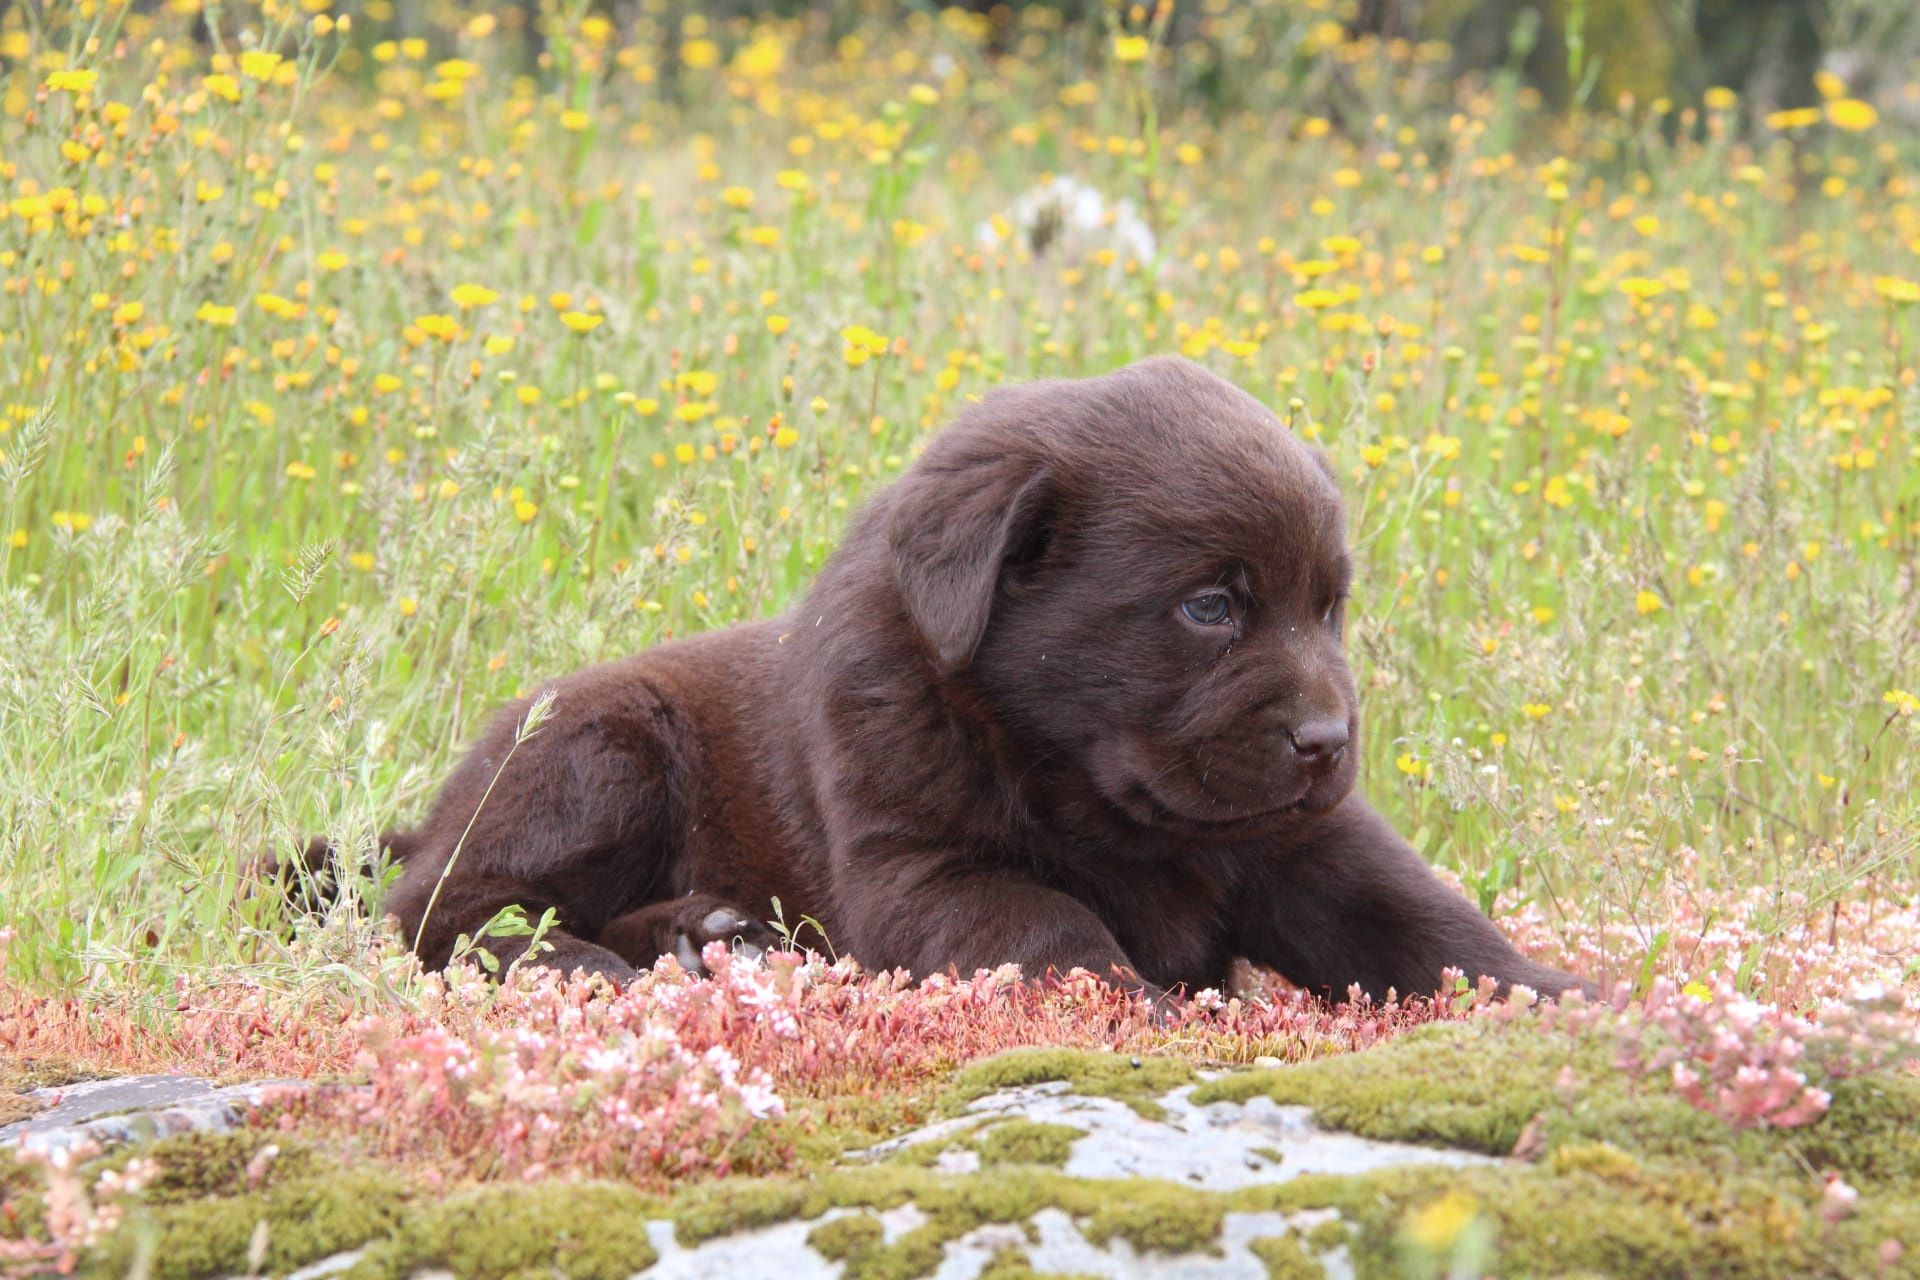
xmin=1288 ymin=717 xmax=1349 ymax=771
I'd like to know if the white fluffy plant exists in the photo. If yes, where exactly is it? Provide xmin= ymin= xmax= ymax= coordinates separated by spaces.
xmin=976 ymin=174 xmax=1158 ymax=276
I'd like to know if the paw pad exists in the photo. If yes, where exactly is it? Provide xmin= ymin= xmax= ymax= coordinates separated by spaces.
xmin=673 ymin=907 xmax=770 ymax=973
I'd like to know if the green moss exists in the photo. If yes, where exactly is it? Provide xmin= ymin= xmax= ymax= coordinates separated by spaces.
xmin=915 ymin=1171 xmax=1225 ymax=1266
xmin=1191 ymin=1019 xmax=1920 ymax=1190
xmin=974 ymin=1120 xmax=1083 ymax=1167
xmin=1322 ymin=1161 xmax=1916 ymax=1280
xmin=84 ymin=1163 xmax=413 ymax=1280
xmin=1196 ymin=1020 xmax=1920 ymax=1276
xmin=976 ymin=1244 xmax=1101 ymax=1280
xmin=879 ymin=1117 xmax=991 ymax=1167
xmin=671 ymin=1175 xmax=838 ymax=1245
xmin=885 ymin=1139 xmax=965 ymax=1168
xmin=1249 ymin=1232 xmax=1327 ymax=1280
xmin=799 ymin=1203 xmax=954 ymax=1280
xmin=808 ymin=1211 xmax=885 ymax=1259
xmin=838 ymin=1221 xmax=951 ymax=1280
xmin=1078 ymin=1180 xmax=1223 ymax=1256
xmin=1788 ymin=1072 xmax=1920 ymax=1186
xmin=665 ymin=1164 xmax=1234 ymax=1275
xmin=95 ymin=1131 xmax=329 ymax=1205
xmin=1303 ymin=1217 xmax=1347 ymax=1251
xmin=344 ymin=1182 xmax=660 ymax=1280
xmin=943 ymin=1049 xmax=1196 ymax=1120
xmin=788 ymin=1092 xmax=940 ymax=1166
xmin=0 ymin=1149 xmax=48 ymax=1246
xmin=1545 ymin=1141 xmax=1644 ymax=1182
xmin=1191 ymin=1021 xmax=1589 ymax=1154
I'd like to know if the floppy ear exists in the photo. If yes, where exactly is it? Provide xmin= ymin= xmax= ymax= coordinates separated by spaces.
xmin=888 ymin=446 xmax=1052 ymax=676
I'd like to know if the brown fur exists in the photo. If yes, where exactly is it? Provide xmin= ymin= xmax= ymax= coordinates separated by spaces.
xmin=322 ymin=357 xmax=1590 ymax=1003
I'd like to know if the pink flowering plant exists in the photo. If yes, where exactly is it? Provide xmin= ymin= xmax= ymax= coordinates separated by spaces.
xmin=5 ymin=915 xmax=1914 ymax=1210
xmin=1491 ymin=973 xmax=1919 ymax=1131
xmin=1611 ymin=978 xmax=1917 ymax=1129
xmin=258 ymin=941 xmax=1480 ymax=1187
xmin=0 ymin=1142 xmax=157 ymax=1278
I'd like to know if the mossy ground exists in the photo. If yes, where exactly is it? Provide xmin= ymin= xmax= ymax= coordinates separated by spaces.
xmin=1192 ymin=1020 xmax=1920 ymax=1189
xmin=941 ymin=1047 xmax=1198 ymax=1120
xmin=60 ymin=1038 xmax=1920 ymax=1279
xmin=974 ymin=1120 xmax=1086 ymax=1167
xmin=1250 ymin=1231 xmax=1329 ymax=1280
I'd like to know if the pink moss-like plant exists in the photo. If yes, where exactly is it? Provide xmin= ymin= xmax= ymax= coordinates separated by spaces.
xmin=1493 ymin=855 xmax=1920 ymax=1013
xmin=4 ymin=885 xmax=1914 ymax=1191
xmin=262 ymin=943 xmax=1476 ymax=1185
xmin=0 ymin=1141 xmax=156 ymax=1277
xmin=1520 ymin=975 xmax=1917 ymax=1129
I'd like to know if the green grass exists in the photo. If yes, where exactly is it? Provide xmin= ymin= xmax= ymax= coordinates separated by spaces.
xmin=0 ymin=0 xmax=1914 ymax=1010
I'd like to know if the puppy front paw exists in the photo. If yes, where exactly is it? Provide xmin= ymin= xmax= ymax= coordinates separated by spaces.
xmin=597 ymin=895 xmax=781 ymax=976
xmin=1108 ymin=965 xmax=1182 ymax=1027
xmin=528 ymin=937 xmax=642 ymax=989
xmin=672 ymin=905 xmax=779 ymax=973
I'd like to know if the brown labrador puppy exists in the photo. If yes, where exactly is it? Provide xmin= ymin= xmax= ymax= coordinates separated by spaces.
xmin=337 ymin=356 xmax=1589 ymax=1004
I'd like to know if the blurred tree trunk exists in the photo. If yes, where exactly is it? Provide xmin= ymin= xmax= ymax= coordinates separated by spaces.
xmin=1349 ymin=0 xmax=1828 ymax=114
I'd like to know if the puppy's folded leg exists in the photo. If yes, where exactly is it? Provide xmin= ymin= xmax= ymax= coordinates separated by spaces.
xmin=1231 ymin=799 xmax=1595 ymax=1003
xmin=835 ymin=857 xmax=1165 ymax=1004
xmin=384 ymin=681 xmax=690 ymax=986
xmin=597 ymin=894 xmax=780 ymax=975
xmin=403 ymin=872 xmax=641 ymax=985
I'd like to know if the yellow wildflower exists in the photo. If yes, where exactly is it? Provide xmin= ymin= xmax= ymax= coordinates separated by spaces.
xmin=451 ymin=283 xmax=500 ymax=310
xmin=239 ymin=51 xmax=284 ymax=82
xmin=44 ymin=69 xmax=98 ymax=94
xmin=415 ymin=314 xmax=460 ymax=342
xmin=1826 ymin=99 xmax=1877 ymax=131
xmin=1873 ymin=276 xmax=1920 ymax=305
xmin=1405 ymin=1191 xmax=1478 ymax=1253
xmin=1765 ymin=106 xmax=1821 ymax=130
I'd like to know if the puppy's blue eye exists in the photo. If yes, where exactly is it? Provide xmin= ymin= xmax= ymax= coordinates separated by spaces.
xmin=1181 ymin=593 xmax=1232 ymax=626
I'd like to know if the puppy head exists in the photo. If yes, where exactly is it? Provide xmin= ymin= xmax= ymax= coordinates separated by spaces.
xmin=888 ymin=356 xmax=1358 ymax=837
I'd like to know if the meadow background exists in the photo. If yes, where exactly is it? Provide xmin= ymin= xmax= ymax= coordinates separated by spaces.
xmin=2 ymin=0 xmax=1920 ymax=1273
xmin=2 ymin=0 xmax=1915 ymax=1003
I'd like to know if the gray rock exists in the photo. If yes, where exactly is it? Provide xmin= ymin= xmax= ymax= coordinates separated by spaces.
xmin=860 ymin=1079 xmax=1493 ymax=1188
xmin=925 ymin=1207 xmax=1345 ymax=1280
xmin=0 ymin=1074 xmax=307 ymax=1158
xmin=640 ymin=1211 xmax=847 ymax=1280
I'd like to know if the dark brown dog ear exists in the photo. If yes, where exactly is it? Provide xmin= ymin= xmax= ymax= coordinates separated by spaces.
xmin=888 ymin=447 xmax=1051 ymax=676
